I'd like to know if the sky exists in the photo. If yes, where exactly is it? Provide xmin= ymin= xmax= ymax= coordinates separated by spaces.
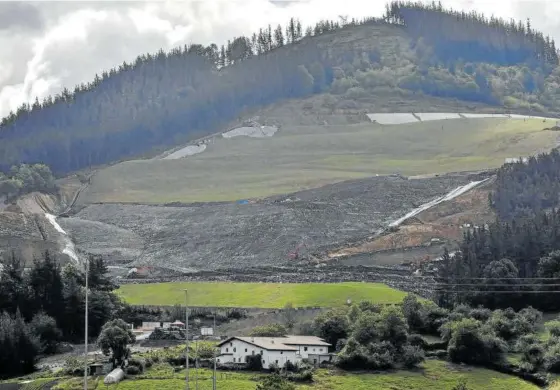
xmin=0 ymin=0 xmax=560 ymax=117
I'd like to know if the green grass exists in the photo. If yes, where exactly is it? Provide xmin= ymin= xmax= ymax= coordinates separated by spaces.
xmin=299 ymin=360 xmax=539 ymax=390
xmin=117 ymin=281 xmax=407 ymax=308
xmin=80 ymin=118 xmax=557 ymax=203
xmin=50 ymin=360 xmax=539 ymax=389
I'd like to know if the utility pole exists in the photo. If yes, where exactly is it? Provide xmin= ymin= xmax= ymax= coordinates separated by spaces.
xmin=195 ymin=341 xmax=199 ymax=390
xmin=185 ymin=290 xmax=190 ymax=389
xmin=84 ymin=257 xmax=89 ymax=390
xmin=213 ymin=311 xmax=217 ymax=390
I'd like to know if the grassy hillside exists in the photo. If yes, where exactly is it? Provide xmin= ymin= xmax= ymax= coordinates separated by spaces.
xmin=2 ymin=2 xmax=560 ymax=175
xmin=82 ymin=117 xmax=556 ymax=203
xmin=45 ymin=361 xmax=538 ymax=389
xmin=117 ymin=281 xmax=407 ymax=308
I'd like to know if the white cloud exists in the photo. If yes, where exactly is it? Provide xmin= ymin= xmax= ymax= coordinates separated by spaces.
xmin=0 ymin=0 xmax=558 ymax=117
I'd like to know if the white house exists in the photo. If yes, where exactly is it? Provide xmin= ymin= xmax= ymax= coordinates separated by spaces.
xmin=216 ymin=336 xmax=332 ymax=369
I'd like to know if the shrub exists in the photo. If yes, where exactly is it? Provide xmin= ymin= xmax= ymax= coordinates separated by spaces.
xmin=447 ymin=320 xmax=507 ymax=366
xmin=469 ymin=307 xmax=492 ymax=322
xmin=125 ymin=366 xmax=141 ymax=376
xmin=423 ymin=305 xmax=449 ymax=335
xmin=247 ymin=354 xmax=263 ymax=371
xmin=30 ymin=313 xmax=62 ymax=355
xmin=546 ymin=321 xmax=560 ymax=337
xmin=256 ymin=374 xmax=295 ymax=390
xmin=544 ymin=344 xmax=560 ymax=373
xmin=521 ymin=343 xmax=545 ymax=371
xmin=286 ymin=370 xmax=313 ymax=383
xmin=401 ymin=345 xmax=425 ymax=368
xmin=250 ymin=323 xmax=287 ymax=337
xmin=128 ymin=358 xmax=145 ymax=373
xmin=518 ymin=307 xmax=543 ymax=327
xmin=407 ymin=334 xmax=428 ymax=349
xmin=402 ymin=294 xmax=424 ymax=331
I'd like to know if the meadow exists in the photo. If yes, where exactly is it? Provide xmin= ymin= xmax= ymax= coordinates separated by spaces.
xmin=117 ymin=281 xmax=407 ymax=308
xmin=80 ymin=118 xmax=556 ymax=204
xmin=43 ymin=360 xmax=538 ymax=389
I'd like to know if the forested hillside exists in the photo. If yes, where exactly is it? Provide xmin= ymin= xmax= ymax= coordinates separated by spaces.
xmin=437 ymin=148 xmax=560 ymax=311
xmin=2 ymin=1 xmax=560 ymax=175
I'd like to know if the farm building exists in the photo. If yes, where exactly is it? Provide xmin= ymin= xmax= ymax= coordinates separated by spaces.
xmin=216 ymin=335 xmax=332 ymax=368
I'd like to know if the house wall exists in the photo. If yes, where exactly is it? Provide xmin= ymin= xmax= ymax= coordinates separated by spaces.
xmin=218 ymin=339 xmax=298 ymax=368
xmin=289 ymin=344 xmax=328 ymax=359
xmin=307 ymin=354 xmax=333 ymax=365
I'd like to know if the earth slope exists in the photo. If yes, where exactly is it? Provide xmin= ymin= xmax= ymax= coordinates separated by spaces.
xmin=80 ymin=116 xmax=556 ymax=204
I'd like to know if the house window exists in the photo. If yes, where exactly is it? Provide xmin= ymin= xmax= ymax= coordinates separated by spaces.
xmin=313 ymin=348 xmax=316 ymax=352
xmin=319 ymin=348 xmax=323 ymax=352
xmin=226 ymin=348 xmax=229 ymax=352
xmin=280 ymin=351 xmax=283 ymax=355
xmin=230 ymin=342 xmax=233 ymax=346
xmin=260 ymin=350 xmax=263 ymax=355
xmin=275 ymin=360 xmax=279 ymax=364
xmin=262 ymin=360 xmax=265 ymax=364
xmin=233 ymin=347 xmax=236 ymax=352
xmin=304 ymin=347 xmax=308 ymax=352
xmin=217 ymin=359 xmax=220 ymax=363
xmin=245 ymin=348 xmax=247 ymax=352
xmin=252 ymin=351 xmax=255 ymax=355
xmin=314 ymin=359 xmax=317 ymax=364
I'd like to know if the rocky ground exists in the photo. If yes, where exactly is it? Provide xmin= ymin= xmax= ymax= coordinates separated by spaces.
xmin=63 ymin=174 xmax=476 ymax=273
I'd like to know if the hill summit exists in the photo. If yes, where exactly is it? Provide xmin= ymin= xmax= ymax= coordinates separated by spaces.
xmin=1 ymin=1 xmax=560 ymax=175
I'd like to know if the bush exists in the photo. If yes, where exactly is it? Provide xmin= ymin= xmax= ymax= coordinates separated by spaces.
xmin=286 ymin=370 xmax=313 ymax=383
xmin=407 ymin=334 xmax=427 ymax=349
xmin=250 ymin=323 xmax=287 ymax=337
xmin=401 ymin=345 xmax=425 ymax=368
xmin=469 ymin=307 xmax=492 ymax=322
xmin=128 ymin=358 xmax=145 ymax=373
xmin=246 ymin=354 xmax=263 ymax=371
xmin=402 ymin=294 xmax=424 ymax=331
xmin=546 ymin=321 xmax=560 ymax=337
xmin=30 ymin=313 xmax=62 ymax=355
xmin=256 ymin=374 xmax=295 ymax=390
xmin=447 ymin=320 xmax=507 ymax=366
xmin=125 ymin=366 xmax=141 ymax=376
xmin=521 ymin=343 xmax=545 ymax=371
xmin=544 ymin=344 xmax=560 ymax=373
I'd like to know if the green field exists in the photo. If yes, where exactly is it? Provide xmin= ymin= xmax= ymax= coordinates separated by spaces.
xmin=117 ymin=281 xmax=407 ymax=308
xmin=46 ymin=360 xmax=538 ymax=389
xmin=80 ymin=118 xmax=556 ymax=203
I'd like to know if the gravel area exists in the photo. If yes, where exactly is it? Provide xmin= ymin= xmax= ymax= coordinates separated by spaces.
xmin=71 ymin=175 xmax=472 ymax=271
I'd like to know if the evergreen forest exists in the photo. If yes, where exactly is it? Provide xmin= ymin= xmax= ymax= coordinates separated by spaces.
xmin=2 ymin=1 xmax=560 ymax=175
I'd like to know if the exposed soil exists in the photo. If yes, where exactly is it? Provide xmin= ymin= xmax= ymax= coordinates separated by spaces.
xmin=66 ymin=174 xmax=475 ymax=273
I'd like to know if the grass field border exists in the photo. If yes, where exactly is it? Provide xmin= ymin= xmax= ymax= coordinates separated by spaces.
xmin=117 ymin=281 xmax=408 ymax=308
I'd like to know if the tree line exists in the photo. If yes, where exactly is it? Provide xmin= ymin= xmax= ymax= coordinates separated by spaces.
xmin=436 ymin=149 xmax=560 ymax=311
xmin=386 ymin=1 xmax=558 ymax=67
xmin=0 ymin=252 xmax=122 ymax=378
xmin=0 ymin=4 xmax=558 ymax=175
xmin=0 ymin=164 xmax=56 ymax=201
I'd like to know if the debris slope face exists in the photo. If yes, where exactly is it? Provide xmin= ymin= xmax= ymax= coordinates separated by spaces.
xmin=72 ymin=175 xmax=471 ymax=272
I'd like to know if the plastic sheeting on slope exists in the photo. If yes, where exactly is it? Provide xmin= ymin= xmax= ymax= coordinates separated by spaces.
xmin=366 ymin=113 xmax=419 ymax=124
xmin=388 ymin=179 xmax=489 ymax=227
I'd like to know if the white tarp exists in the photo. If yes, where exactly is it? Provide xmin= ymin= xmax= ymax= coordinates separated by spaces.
xmin=104 ymin=368 xmax=124 ymax=385
xmin=415 ymin=113 xmax=462 ymax=121
xmin=366 ymin=113 xmax=419 ymax=125
xmin=460 ymin=113 xmax=509 ymax=118
xmin=163 ymin=144 xmax=207 ymax=160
